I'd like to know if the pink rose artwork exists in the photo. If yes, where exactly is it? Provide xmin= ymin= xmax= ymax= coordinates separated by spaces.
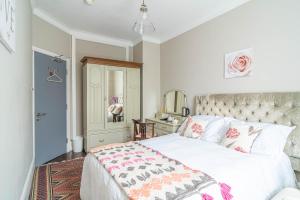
xmin=225 ymin=128 xmax=240 ymax=139
xmin=225 ymin=48 xmax=253 ymax=78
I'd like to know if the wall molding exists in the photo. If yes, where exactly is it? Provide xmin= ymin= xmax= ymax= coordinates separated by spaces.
xmin=32 ymin=7 xmax=158 ymax=47
xmin=159 ymin=0 xmax=251 ymax=43
xmin=132 ymin=38 xmax=143 ymax=47
xmin=32 ymin=8 xmax=133 ymax=48
xmin=73 ymin=30 xmax=132 ymax=48
xmin=142 ymin=36 xmax=161 ymax=45
xmin=31 ymin=0 xmax=251 ymax=45
xmin=33 ymin=8 xmax=72 ymax=35
xmin=133 ymin=36 xmax=161 ymax=47
xmin=20 ymin=159 xmax=35 ymax=200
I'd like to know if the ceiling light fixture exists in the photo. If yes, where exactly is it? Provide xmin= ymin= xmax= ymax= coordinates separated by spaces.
xmin=132 ymin=0 xmax=156 ymax=35
xmin=85 ymin=0 xmax=95 ymax=5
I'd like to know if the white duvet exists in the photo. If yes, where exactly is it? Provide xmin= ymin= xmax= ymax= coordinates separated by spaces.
xmin=80 ymin=133 xmax=297 ymax=200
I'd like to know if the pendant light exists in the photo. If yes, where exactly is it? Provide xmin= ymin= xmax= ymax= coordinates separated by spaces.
xmin=85 ymin=0 xmax=95 ymax=5
xmin=132 ymin=0 xmax=156 ymax=35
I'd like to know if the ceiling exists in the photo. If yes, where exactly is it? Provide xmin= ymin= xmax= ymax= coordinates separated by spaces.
xmin=32 ymin=0 xmax=250 ymax=46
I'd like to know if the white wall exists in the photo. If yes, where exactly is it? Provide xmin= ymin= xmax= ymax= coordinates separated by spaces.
xmin=161 ymin=0 xmax=300 ymax=112
xmin=32 ymin=15 xmax=72 ymax=57
xmin=0 ymin=0 xmax=33 ymax=199
xmin=133 ymin=42 xmax=143 ymax=63
xmin=143 ymin=41 xmax=161 ymax=119
xmin=133 ymin=41 xmax=161 ymax=119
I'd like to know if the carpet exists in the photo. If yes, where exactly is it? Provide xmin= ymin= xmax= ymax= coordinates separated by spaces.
xmin=30 ymin=157 xmax=84 ymax=200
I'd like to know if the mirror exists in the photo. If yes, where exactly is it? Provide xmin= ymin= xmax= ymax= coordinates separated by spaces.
xmin=164 ymin=90 xmax=187 ymax=115
xmin=107 ymin=70 xmax=124 ymax=123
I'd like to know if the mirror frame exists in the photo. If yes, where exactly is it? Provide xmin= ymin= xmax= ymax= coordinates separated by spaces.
xmin=105 ymin=66 xmax=127 ymax=128
xmin=163 ymin=89 xmax=187 ymax=115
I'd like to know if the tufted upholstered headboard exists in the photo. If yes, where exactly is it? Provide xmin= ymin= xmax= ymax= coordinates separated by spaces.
xmin=195 ymin=92 xmax=300 ymax=172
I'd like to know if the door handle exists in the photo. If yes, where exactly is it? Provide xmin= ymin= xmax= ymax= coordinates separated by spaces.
xmin=36 ymin=112 xmax=47 ymax=122
xmin=36 ymin=112 xmax=47 ymax=117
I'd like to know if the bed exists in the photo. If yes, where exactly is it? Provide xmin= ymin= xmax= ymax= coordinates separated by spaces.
xmin=80 ymin=92 xmax=300 ymax=200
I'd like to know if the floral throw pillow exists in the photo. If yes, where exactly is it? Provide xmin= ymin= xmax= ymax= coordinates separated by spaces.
xmin=180 ymin=116 xmax=208 ymax=139
xmin=221 ymin=123 xmax=262 ymax=153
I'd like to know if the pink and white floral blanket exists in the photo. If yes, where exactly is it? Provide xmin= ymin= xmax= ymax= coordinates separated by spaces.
xmin=90 ymin=142 xmax=233 ymax=200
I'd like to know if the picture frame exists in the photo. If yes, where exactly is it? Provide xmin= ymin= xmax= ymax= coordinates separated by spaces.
xmin=225 ymin=48 xmax=253 ymax=79
xmin=0 ymin=0 xmax=16 ymax=53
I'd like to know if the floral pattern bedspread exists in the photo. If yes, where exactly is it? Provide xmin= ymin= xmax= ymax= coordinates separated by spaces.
xmin=90 ymin=142 xmax=233 ymax=200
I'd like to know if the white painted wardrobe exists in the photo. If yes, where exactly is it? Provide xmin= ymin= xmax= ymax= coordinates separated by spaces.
xmin=81 ymin=57 xmax=142 ymax=152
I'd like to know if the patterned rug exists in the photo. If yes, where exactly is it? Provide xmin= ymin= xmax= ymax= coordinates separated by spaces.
xmin=30 ymin=157 xmax=84 ymax=200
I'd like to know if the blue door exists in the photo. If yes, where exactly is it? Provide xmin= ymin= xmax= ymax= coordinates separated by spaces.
xmin=34 ymin=52 xmax=67 ymax=166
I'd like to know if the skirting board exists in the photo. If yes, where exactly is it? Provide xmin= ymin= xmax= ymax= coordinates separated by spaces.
xmin=20 ymin=159 xmax=35 ymax=200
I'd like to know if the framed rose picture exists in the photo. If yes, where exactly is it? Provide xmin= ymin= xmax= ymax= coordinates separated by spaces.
xmin=0 ymin=0 xmax=16 ymax=52
xmin=225 ymin=48 xmax=253 ymax=79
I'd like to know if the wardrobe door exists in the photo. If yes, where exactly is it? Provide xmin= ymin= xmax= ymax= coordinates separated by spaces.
xmin=126 ymin=68 xmax=141 ymax=128
xmin=86 ymin=64 xmax=105 ymax=131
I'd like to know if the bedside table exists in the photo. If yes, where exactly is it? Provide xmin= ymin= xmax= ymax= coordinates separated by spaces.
xmin=289 ymin=156 xmax=300 ymax=185
xmin=271 ymin=188 xmax=300 ymax=200
xmin=145 ymin=118 xmax=185 ymax=137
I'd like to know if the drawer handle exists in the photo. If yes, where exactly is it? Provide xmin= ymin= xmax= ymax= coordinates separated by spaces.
xmin=99 ymin=139 xmax=104 ymax=143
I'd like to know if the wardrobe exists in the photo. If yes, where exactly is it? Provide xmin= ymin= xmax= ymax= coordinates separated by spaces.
xmin=81 ymin=57 xmax=142 ymax=152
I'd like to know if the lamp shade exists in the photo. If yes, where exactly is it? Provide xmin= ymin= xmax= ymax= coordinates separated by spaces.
xmin=132 ymin=1 xmax=155 ymax=35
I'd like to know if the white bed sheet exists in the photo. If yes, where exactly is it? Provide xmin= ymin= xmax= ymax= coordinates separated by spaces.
xmin=80 ymin=133 xmax=297 ymax=200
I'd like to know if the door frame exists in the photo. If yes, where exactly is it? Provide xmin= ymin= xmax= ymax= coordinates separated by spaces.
xmin=32 ymin=46 xmax=72 ymax=164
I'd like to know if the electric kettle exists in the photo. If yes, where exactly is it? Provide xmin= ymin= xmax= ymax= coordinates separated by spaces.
xmin=182 ymin=107 xmax=190 ymax=117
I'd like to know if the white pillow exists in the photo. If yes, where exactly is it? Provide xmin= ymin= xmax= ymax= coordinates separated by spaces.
xmin=178 ymin=115 xmax=230 ymax=143
xmin=251 ymin=123 xmax=295 ymax=156
xmin=224 ymin=119 xmax=296 ymax=156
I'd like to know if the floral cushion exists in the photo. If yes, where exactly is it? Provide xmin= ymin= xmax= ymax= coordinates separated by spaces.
xmin=221 ymin=123 xmax=262 ymax=153
xmin=180 ymin=116 xmax=208 ymax=139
